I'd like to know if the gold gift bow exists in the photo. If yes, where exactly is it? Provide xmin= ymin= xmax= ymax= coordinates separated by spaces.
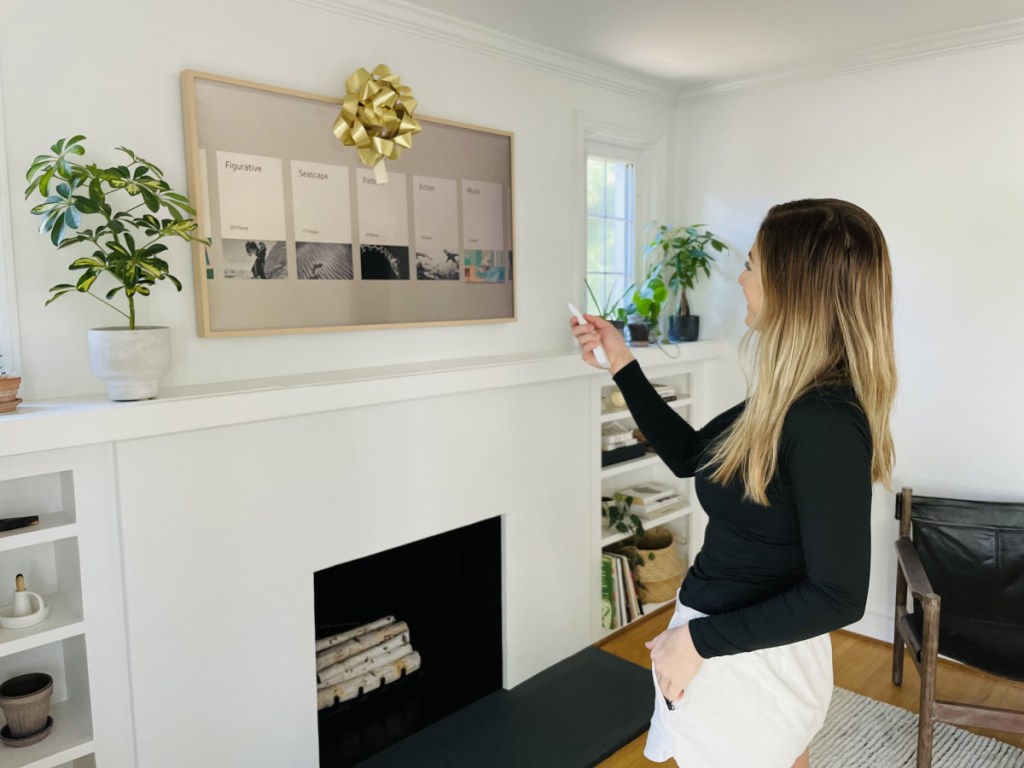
xmin=332 ymin=64 xmax=421 ymax=183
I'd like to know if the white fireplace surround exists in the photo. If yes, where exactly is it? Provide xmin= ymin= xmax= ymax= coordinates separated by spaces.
xmin=0 ymin=343 xmax=722 ymax=767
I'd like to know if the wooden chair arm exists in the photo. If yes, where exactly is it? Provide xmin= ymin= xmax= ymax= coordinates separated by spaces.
xmin=895 ymin=538 xmax=939 ymax=604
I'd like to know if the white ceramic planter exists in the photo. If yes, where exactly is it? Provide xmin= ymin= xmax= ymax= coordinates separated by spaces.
xmin=87 ymin=326 xmax=171 ymax=401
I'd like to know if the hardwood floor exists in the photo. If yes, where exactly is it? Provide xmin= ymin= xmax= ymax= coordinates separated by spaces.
xmin=596 ymin=606 xmax=1024 ymax=767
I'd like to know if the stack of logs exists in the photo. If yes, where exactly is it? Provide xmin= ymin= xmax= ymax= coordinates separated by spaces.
xmin=316 ymin=616 xmax=422 ymax=710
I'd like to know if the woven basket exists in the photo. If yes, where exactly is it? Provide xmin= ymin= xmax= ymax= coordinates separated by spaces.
xmin=631 ymin=527 xmax=685 ymax=604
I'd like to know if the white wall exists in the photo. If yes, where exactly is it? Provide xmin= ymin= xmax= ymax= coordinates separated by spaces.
xmin=676 ymin=40 xmax=1024 ymax=638
xmin=0 ymin=0 xmax=674 ymax=400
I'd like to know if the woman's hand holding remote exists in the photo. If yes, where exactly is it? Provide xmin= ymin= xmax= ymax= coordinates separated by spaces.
xmin=570 ymin=312 xmax=635 ymax=374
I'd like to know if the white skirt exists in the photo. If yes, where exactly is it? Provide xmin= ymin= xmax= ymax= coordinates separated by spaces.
xmin=644 ymin=597 xmax=833 ymax=768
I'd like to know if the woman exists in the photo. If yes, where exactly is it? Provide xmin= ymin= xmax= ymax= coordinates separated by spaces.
xmin=572 ymin=199 xmax=896 ymax=768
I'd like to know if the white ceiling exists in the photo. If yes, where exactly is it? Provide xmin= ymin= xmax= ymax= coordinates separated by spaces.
xmin=396 ymin=0 xmax=1024 ymax=89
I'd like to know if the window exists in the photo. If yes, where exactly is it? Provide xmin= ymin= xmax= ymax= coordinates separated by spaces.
xmin=585 ymin=152 xmax=636 ymax=318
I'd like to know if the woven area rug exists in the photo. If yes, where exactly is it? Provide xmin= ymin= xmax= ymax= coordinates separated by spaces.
xmin=810 ymin=688 xmax=1024 ymax=767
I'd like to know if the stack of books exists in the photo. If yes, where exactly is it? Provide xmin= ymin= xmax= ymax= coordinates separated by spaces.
xmin=651 ymin=382 xmax=677 ymax=403
xmin=600 ymin=550 xmax=643 ymax=629
xmin=600 ymin=422 xmax=647 ymax=466
xmin=614 ymin=482 xmax=684 ymax=520
xmin=601 ymin=422 xmax=638 ymax=451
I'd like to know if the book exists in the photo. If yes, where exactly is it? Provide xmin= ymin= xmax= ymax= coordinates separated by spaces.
xmin=609 ymin=555 xmax=622 ymax=628
xmin=616 ymin=482 xmax=677 ymax=507
xmin=631 ymin=498 xmax=684 ymax=520
xmin=600 ymin=555 xmax=615 ymax=630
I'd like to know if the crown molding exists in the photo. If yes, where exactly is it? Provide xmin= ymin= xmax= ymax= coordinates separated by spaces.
xmin=290 ymin=0 xmax=678 ymax=106
xmin=677 ymin=16 xmax=1024 ymax=106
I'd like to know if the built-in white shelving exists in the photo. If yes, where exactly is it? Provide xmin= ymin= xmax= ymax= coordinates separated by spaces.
xmin=0 ymin=448 xmax=134 ymax=766
xmin=593 ymin=349 xmax=716 ymax=640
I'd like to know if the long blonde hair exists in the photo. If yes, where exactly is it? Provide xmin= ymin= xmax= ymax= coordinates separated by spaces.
xmin=706 ymin=199 xmax=897 ymax=505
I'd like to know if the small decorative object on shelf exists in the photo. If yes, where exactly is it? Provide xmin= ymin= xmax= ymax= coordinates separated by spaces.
xmin=333 ymin=64 xmax=422 ymax=184
xmin=602 ymin=387 xmax=627 ymax=413
xmin=0 ymin=573 xmax=50 ymax=630
xmin=24 ymin=135 xmax=209 ymax=400
xmin=315 ymin=616 xmax=422 ymax=710
xmin=0 ymin=672 xmax=54 ymax=748
xmin=0 ymin=515 xmax=39 ymax=533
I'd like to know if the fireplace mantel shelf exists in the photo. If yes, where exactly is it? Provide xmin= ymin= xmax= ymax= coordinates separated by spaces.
xmin=1 ymin=341 xmax=724 ymax=458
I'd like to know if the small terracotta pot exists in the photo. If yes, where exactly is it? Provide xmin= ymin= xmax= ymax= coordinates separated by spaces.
xmin=0 ymin=673 xmax=53 ymax=738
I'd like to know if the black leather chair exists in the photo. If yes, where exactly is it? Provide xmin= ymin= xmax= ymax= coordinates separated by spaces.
xmin=892 ymin=487 xmax=1024 ymax=767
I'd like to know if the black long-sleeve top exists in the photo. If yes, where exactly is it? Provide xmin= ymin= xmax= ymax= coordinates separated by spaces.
xmin=613 ymin=360 xmax=872 ymax=659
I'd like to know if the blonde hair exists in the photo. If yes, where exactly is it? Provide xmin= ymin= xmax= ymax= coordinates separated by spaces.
xmin=706 ymin=199 xmax=897 ymax=505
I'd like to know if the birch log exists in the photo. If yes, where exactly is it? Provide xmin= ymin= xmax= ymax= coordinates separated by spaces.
xmin=315 ymin=621 xmax=409 ymax=671
xmin=317 ymin=651 xmax=422 ymax=710
xmin=315 ymin=616 xmax=396 ymax=653
xmin=317 ymin=641 xmax=413 ymax=688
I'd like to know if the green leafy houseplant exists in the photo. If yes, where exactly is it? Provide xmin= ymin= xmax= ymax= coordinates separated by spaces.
xmin=585 ymin=278 xmax=633 ymax=326
xmin=602 ymin=496 xmax=646 ymax=539
xmin=24 ymin=135 xmax=207 ymax=330
xmin=644 ymin=223 xmax=727 ymax=317
xmin=620 ymin=274 xmax=667 ymax=345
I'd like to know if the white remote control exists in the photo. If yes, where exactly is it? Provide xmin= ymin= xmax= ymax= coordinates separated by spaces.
xmin=568 ymin=302 xmax=611 ymax=369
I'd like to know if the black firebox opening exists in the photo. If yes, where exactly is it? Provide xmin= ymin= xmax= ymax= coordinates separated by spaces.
xmin=315 ymin=516 xmax=503 ymax=767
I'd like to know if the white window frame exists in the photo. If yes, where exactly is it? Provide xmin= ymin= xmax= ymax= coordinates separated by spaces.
xmin=574 ymin=114 xmax=669 ymax=316
xmin=585 ymin=145 xmax=639 ymax=317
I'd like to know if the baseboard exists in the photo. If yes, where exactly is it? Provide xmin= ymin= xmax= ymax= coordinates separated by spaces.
xmin=844 ymin=602 xmax=893 ymax=644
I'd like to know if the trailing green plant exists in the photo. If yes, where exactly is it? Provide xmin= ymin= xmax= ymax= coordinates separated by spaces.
xmin=602 ymin=496 xmax=646 ymax=539
xmin=644 ymin=223 xmax=727 ymax=316
xmin=585 ymin=278 xmax=633 ymax=324
xmin=24 ymin=135 xmax=209 ymax=330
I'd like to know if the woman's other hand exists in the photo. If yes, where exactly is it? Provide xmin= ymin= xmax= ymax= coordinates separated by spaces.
xmin=570 ymin=313 xmax=634 ymax=374
xmin=646 ymin=624 xmax=704 ymax=703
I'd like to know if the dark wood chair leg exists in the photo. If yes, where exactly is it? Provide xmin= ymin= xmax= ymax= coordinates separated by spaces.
xmin=893 ymin=569 xmax=907 ymax=686
xmin=916 ymin=597 xmax=940 ymax=768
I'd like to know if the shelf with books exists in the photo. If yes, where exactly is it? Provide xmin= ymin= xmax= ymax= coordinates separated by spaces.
xmin=591 ymin=357 xmax=714 ymax=641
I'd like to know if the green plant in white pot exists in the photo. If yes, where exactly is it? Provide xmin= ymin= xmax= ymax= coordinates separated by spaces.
xmin=24 ymin=136 xmax=207 ymax=400
xmin=644 ymin=223 xmax=728 ymax=342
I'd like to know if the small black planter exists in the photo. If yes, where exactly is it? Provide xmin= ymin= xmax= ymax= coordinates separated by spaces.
xmin=669 ymin=314 xmax=700 ymax=342
xmin=626 ymin=322 xmax=649 ymax=346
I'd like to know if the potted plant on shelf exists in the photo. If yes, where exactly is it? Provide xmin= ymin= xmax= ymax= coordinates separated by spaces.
xmin=624 ymin=275 xmax=667 ymax=346
xmin=584 ymin=278 xmax=632 ymax=332
xmin=601 ymin=496 xmax=646 ymax=539
xmin=644 ymin=223 xmax=728 ymax=342
xmin=24 ymin=136 xmax=208 ymax=400
xmin=0 ymin=354 xmax=22 ymax=414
